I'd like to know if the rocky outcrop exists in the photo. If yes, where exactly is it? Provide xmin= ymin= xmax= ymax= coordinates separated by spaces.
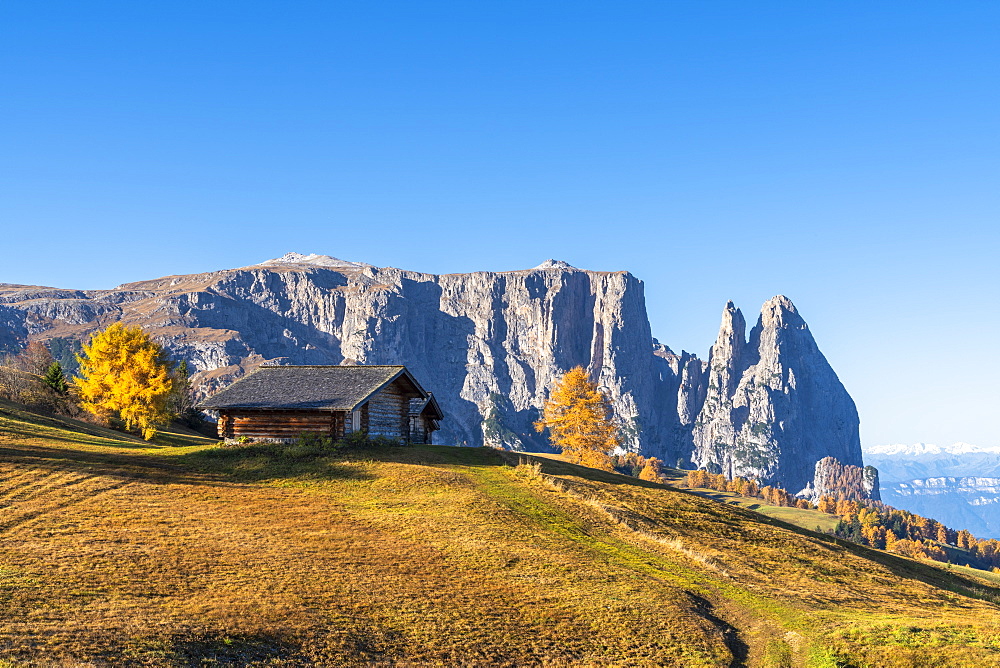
xmin=798 ymin=456 xmax=880 ymax=503
xmin=863 ymin=466 xmax=880 ymax=500
xmin=692 ymin=296 xmax=862 ymax=491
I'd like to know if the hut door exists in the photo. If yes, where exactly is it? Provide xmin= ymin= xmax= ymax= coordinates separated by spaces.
xmin=351 ymin=409 xmax=361 ymax=433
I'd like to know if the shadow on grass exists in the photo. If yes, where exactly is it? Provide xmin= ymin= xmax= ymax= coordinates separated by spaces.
xmin=0 ymin=441 xmax=230 ymax=486
xmin=0 ymin=439 xmax=374 ymax=488
xmin=177 ymin=442 xmax=375 ymax=483
xmin=0 ymin=425 xmax=159 ymax=449
xmin=0 ymin=399 xmax=215 ymax=450
xmin=115 ymin=632 xmax=298 ymax=666
xmin=688 ymin=592 xmax=750 ymax=668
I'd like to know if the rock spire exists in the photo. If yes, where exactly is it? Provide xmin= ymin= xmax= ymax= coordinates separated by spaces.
xmin=691 ymin=296 xmax=863 ymax=491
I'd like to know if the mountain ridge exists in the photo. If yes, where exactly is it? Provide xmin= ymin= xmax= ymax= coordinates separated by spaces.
xmin=865 ymin=442 xmax=1000 ymax=456
xmin=0 ymin=253 xmax=866 ymax=489
xmin=865 ymin=443 xmax=1000 ymax=539
xmin=691 ymin=296 xmax=862 ymax=492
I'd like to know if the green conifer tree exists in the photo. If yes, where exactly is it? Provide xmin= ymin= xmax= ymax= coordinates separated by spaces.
xmin=43 ymin=362 xmax=69 ymax=395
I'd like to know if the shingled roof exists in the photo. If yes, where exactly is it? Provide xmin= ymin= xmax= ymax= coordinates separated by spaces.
xmin=409 ymin=394 xmax=444 ymax=421
xmin=199 ymin=365 xmax=428 ymax=411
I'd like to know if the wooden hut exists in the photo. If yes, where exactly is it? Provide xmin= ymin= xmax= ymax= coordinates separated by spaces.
xmin=199 ymin=365 xmax=441 ymax=444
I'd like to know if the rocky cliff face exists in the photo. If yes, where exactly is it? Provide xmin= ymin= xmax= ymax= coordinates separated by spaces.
xmin=0 ymin=254 xmax=863 ymax=481
xmin=651 ymin=340 xmax=708 ymax=467
xmin=0 ymin=255 xmax=671 ymax=451
xmin=691 ymin=296 xmax=863 ymax=491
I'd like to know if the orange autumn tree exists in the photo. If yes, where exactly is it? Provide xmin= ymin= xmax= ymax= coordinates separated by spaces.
xmin=535 ymin=366 xmax=619 ymax=471
xmin=75 ymin=323 xmax=174 ymax=440
xmin=638 ymin=457 xmax=665 ymax=482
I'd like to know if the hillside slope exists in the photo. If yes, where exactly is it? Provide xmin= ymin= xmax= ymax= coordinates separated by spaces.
xmin=0 ymin=402 xmax=997 ymax=666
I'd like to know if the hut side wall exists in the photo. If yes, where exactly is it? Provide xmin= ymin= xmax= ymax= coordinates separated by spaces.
xmin=220 ymin=410 xmax=346 ymax=441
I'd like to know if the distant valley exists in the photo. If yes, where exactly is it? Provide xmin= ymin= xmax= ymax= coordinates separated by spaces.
xmin=865 ymin=443 xmax=1000 ymax=539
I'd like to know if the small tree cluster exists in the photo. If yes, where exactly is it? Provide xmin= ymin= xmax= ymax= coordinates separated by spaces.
xmin=825 ymin=497 xmax=1000 ymax=569
xmin=166 ymin=360 xmax=209 ymax=430
xmin=0 ymin=341 xmax=77 ymax=414
xmin=611 ymin=452 xmax=667 ymax=483
xmin=684 ymin=466 xmax=1000 ymax=572
xmin=685 ymin=470 xmax=773 ymax=504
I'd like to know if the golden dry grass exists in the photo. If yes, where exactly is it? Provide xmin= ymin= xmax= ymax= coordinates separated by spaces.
xmin=678 ymin=487 xmax=842 ymax=534
xmin=0 ymin=401 xmax=999 ymax=666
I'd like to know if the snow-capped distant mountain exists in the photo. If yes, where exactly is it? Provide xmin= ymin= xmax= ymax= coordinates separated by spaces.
xmin=863 ymin=444 xmax=1000 ymax=480
xmin=864 ymin=442 xmax=1000 ymax=539
xmin=255 ymin=252 xmax=374 ymax=270
xmin=864 ymin=442 xmax=1000 ymax=457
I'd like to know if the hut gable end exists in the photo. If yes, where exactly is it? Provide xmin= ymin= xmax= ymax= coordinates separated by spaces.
xmin=366 ymin=379 xmax=408 ymax=438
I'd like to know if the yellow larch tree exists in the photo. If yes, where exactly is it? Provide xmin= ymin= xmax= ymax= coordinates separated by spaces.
xmin=75 ymin=323 xmax=174 ymax=440
xmin=686 ymin=469 xmax=709 ymax=489
xmin=817 ymin=495 xmax=837 ymax=514
xmin=638 ymin=457 xmax=664 ymax=482
xmin=534 ymin=366 xmax=619 ymax=471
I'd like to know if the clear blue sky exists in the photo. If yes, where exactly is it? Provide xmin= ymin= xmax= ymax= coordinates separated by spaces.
xmin=2 ymin=2 xmax=998 ymax=447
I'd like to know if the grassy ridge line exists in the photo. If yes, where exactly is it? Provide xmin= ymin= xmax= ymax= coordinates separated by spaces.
xmin=0 ymin=402 xmax=998 ymax=666
xmin=666 ymin=465 xmax=999 ymax=575
xmin=686 ymin=488 xmax=841 ymax=533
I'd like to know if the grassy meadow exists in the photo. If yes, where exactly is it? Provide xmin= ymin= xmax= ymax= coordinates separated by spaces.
xmin=0 ymin=400 xmax=998 ymax=666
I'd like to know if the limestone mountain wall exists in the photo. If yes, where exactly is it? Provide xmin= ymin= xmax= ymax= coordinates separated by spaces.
xmin=0 ymin=255 xmax=865 ymax=484
xmin=0 ymin=257 xmax=673 ymax=451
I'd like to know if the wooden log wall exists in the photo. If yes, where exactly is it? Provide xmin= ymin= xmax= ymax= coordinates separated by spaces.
xmin=408 ymin=416 xmax=431 ymax=444
xmin=366 ymin=382 xmax=407 ymax=440
xmin=219 ymin=413 xmax=233 ymax=439
xmin=220 ymin=410 xmax=346 ymax=440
